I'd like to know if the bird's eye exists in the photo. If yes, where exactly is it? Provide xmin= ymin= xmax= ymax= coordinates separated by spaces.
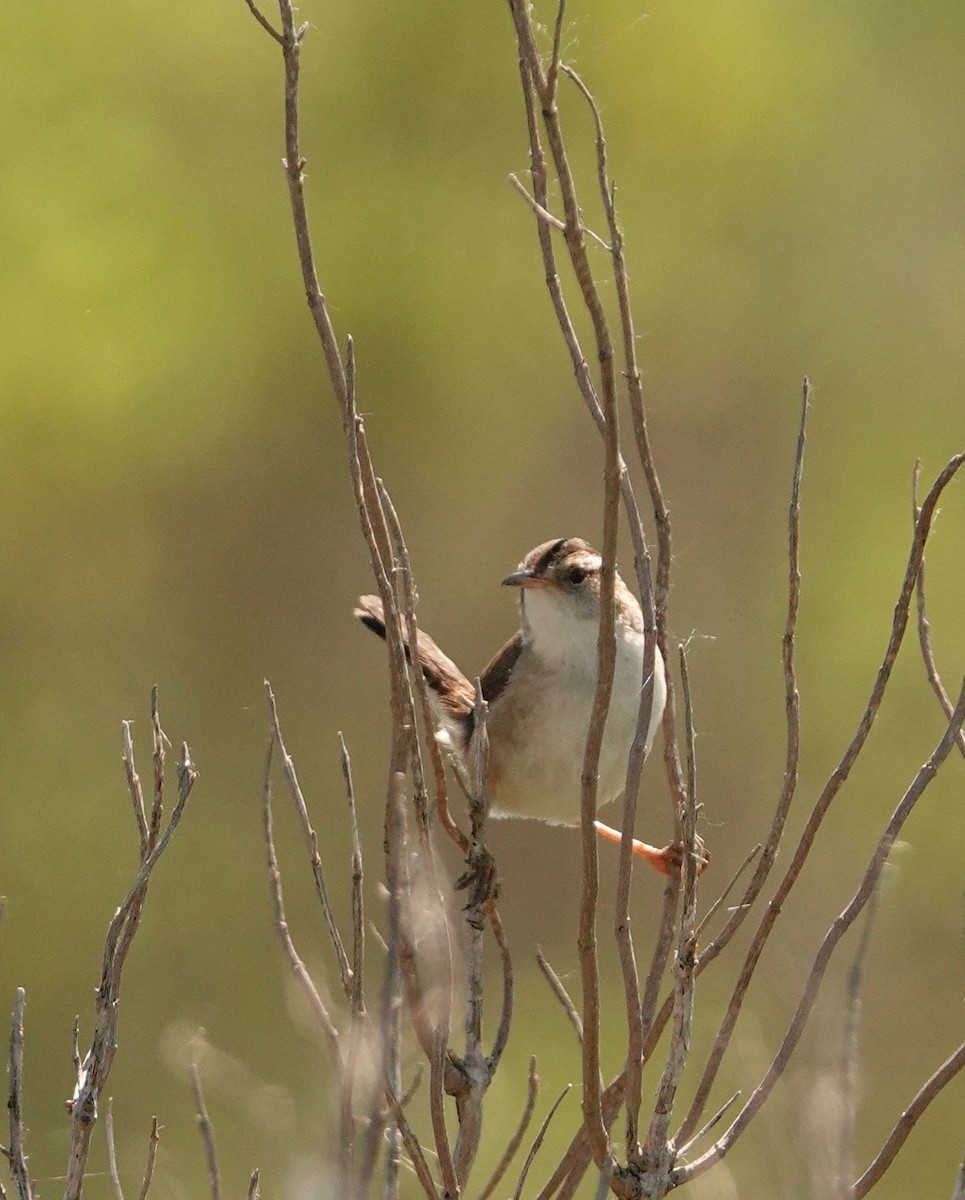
xmin=567 ymin=567 xmax=587 ymax=585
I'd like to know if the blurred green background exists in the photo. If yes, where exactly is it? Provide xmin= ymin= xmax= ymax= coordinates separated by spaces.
xmin=1 ymin=1 xmax=963 ymax=1197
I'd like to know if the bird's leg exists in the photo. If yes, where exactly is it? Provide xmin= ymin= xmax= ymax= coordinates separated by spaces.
xmin=594 ymin=821 xmax=710 ymax=878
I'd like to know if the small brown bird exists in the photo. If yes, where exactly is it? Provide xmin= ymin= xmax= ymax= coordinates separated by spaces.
xmin=356 ymin=537 xmax=682 ymax=874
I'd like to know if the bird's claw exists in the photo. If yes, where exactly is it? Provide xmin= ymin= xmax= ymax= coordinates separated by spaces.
xmin=455 ymin=840 xmax=499 ymax=927
xmin=650 ymin=835 xmax=710 ymax=879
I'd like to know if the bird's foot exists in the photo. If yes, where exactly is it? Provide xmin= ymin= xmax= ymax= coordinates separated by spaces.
xmin=594 ymin=822 xmax=710 ymax=879
xmin=455 ymin=839 xmax=499 ymax=927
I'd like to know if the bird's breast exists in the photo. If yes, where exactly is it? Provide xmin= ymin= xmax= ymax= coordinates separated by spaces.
xmin=481 ymin=628 xmax=664 ymax=826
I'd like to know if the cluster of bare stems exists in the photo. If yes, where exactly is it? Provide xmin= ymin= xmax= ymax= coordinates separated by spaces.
xmin=5 ymin=3 xmax=964 ymax=1200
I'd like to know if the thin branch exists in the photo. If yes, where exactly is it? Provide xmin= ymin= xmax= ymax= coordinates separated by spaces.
xmin=376 ymin=478 xmax=465 ymax=852
xmin=853 ymin=1040 xmax=965 ymax=1198
xmin=676 ymin=1091 xmax=741 ymax=1160
xmin=338 ymin=732 xmax=366 ymax=1019
xmin=695 ymin=843 xmax=761 ymax=940
xmin=560 ymin=63 xmax=685 ymax=827
xmin=487 ymin=902 xmax=514 ymax=1073
xmin=381 ymin=771 xmax=408 ymax=1200
xmin=266 ymin=682 xmax=353 ymax=999
xmin=912 ymin=461 xmax=965 ymax=761
xmin=640 ymin=646 xmax=701 ymax=1183
xmin=135 ymin=1118 xmax=160 ymax=1200
xmin=475 ymin=1056 xmax=540 ymax=1200
xmin=149 ymin=686 xmax=165 ymax=844
xmin=953 ymin=1150 xmax=965 ymax=1200
xmin=121 ymin=721 xmax=149 ymax=854
xmin=7 ymin=989 xmax=33 ymax=1200
xmin=514 ymin=1085 xmax=573 ymax=1200
xmin=675 ymin=677 xmax=965 ymax=1183
xmin=190 ymin=1047 xmax=222 ymax=1200
xmin=261 ymin=738 xmax=342 ymax=1067
xmin=243 ymin=0 xmax=282 ymax=44
xmin=536 ymin=948 xmax=583 ymax=1045
xmin=512 ymin=17 xmax=628 ymax=1174
xmin=383 ymin=1085 xmax=440 ymax=1200
xmin=837 ymin=880 xmax=882 ymax=1195
xmin=508 ymin=173 xmax=565 ymax=230
xmin=65 ymin=723 xmax=197 ymax=1200
xmin=105 ymin=1098 xmax=125 ymax=1200
xmin=680 ymin=450 xmax=964 ymax=1141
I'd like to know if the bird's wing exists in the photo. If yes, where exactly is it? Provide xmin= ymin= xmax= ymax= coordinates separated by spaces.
xmin=478 ymin=631 xmax=524 ymax=708
xmin=354 ymin=595 xmax=475 ymax=725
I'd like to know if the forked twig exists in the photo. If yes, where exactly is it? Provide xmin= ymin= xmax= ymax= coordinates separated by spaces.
xmin=675 ymin=678 xmax=965 ymax=1183
xmin=65 ymin=711 xmax=196 ymax=1200
xmin=678 ymin=450 xmax=964 ymax=1142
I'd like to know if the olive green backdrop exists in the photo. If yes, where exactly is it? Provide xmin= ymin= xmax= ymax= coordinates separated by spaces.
xmin=1 ymin=2 xmax=962 ymax=1198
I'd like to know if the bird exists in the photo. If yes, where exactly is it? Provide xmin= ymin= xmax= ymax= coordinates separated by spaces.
xmin=355 ymin=536 xmax=685 ymax=875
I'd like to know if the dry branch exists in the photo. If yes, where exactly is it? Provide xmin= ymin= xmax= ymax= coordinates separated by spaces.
xmin=64 ymin=706 xmax=196 ymax=1200
xmin=676 ymin=677 xmax=965 ymax=1184
xmin=6 ymin=990 xmax=32 ymax=1200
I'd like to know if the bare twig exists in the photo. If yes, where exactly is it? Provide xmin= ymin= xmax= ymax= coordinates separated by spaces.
xmin=190 ymin=1046 xmax=222 ymax=1200
xmin=515 ymin=1085 xmax=573 ymax=1200
xmin=639 ymin=646 xmax=701 ymax=1186
xmin=135 ymin=1118 xmax=160 ymax=1200
xmin=510 ymin=4 xmax=627 ymax=1170
xmin=837 ymin=880 xmax=883 ymax=1195
xmin=852 ymin=1040 xmax=965 ymax=1197
xmin=675 ymin=678 xmax=965 ymax=1183
xmin=508 ymin=173 xmax=565 ymax=230
xmin=675 ymin=1091 xmax=741 ymax=1160
xmin=381 ymin=772 xmax=407 ymax=1200
xmin=266 ymin=682 xmax=353 ymax=998
xmin=449 ymin=681 xmax=495 ymax=1187
xmin=536 ymin=948 xmax=583 ymax=1045
xmin=149 ymin=686 xmax=165 ymax=843
xmin=65 ymin=719 xmax=196 ymax=1200
xmin=383 ymin=1085 xmax=439 ymax=1200
xmin=121 ymin=721 xmax=149 ymax=853
xmin=243 ymin=0 xmax=282 ymax=43
xmin=261 ymin=738 xmax=341 ymax=1066
xmin=679 ymin=450 xmax=964 ymax=1142
xmin=338 ymin=732 xmax=366 ymax=1018
xmin=475 ymin=1056 xmax=540 ymax=1200
xmin=952 ymin=1150 xmax=965 ymax=1200
xmin=105 ymin=1098 xmax=125 ymax=1200
xmin=487 ymin=902 xmax=514 ymax=1073
xmin=912 ymin=461 xmax=965 ymax=761
xmin=694 ymin=843 xmax=762 ymax=940
xmin=7 ymin=989 xmax=33 ymax=1200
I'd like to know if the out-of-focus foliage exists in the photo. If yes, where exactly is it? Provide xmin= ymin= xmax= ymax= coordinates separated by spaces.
xmin=1 ymin=2 xmax=962 ymax=1197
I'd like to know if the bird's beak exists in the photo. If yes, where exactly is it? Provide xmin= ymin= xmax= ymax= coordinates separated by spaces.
xmin=501 ymin=570 xmax=548 ymax=589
